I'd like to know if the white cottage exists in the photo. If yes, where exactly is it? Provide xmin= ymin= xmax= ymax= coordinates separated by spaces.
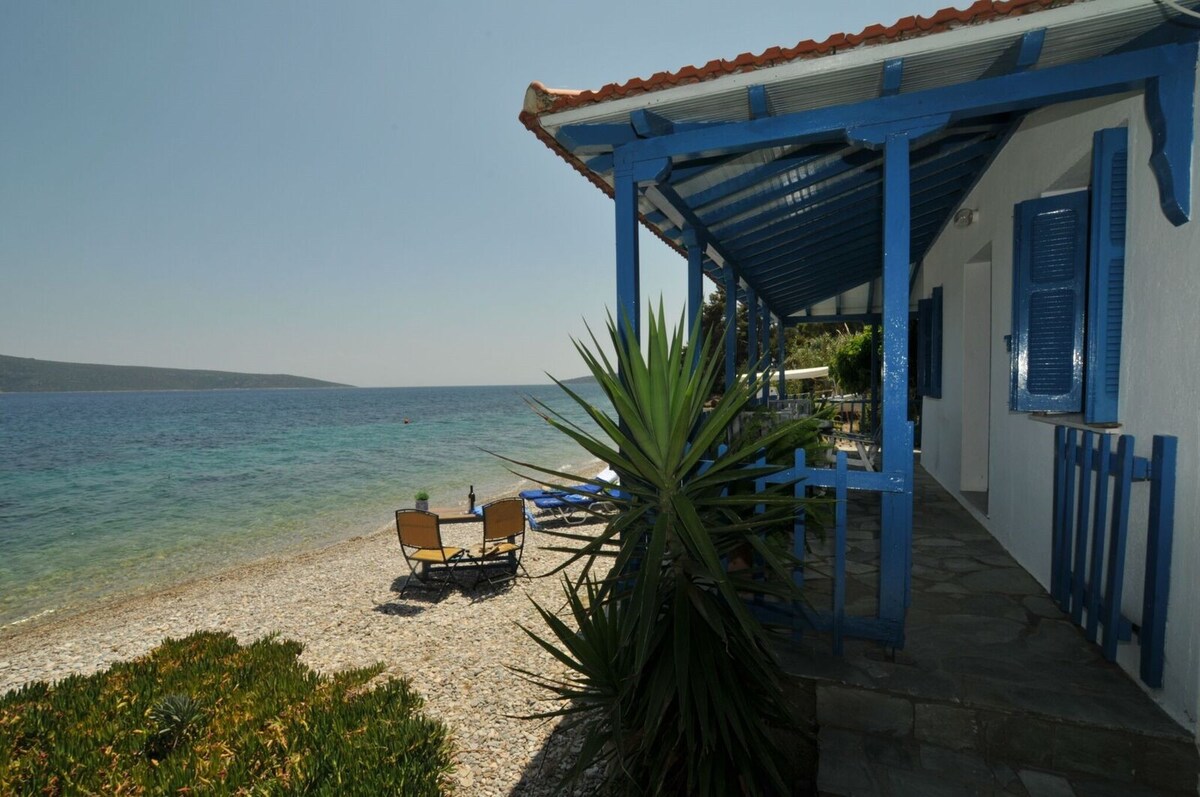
xmin=523 ymin=0 xmax=1200 ymax=773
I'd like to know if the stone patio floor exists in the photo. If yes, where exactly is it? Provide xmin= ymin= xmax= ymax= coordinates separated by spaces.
xmin=773 ymin=459 xmax=1196 ymax=796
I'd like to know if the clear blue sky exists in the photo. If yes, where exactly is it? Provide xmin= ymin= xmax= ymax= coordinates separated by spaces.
xmin=1 ymin=0 xmax=953 ymax=387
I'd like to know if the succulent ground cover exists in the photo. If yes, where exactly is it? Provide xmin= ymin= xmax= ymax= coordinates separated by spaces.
xmin=0 ymin=630 xmax=452 ymax=795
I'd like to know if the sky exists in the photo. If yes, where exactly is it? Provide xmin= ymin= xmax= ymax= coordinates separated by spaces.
xmin=0 ymin=0 xmax=955 ymax=387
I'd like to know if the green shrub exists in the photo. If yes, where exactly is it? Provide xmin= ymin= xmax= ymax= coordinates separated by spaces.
xmin=0 ymin=631 xmax=453 ymax=795
xmin=513 ymin=306 xmax=813 ymax=796
xmin=829 ymin=328 xmax=879 ymax=395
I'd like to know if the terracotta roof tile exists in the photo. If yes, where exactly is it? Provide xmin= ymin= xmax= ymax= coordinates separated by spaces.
xmin=525 ymin=0 xmax=1080 ymax=115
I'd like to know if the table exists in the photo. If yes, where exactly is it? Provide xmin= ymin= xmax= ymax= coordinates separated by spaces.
xmin=430 ymin=508 xmax=479 ymax=524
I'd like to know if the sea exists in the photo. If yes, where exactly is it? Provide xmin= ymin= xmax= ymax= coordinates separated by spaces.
xmin=0 ymin=384 xmax=610 ymax=628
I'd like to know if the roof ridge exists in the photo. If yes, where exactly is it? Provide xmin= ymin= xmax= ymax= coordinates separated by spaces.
xmin=525 ymin=0 xmax=1079 ymax=115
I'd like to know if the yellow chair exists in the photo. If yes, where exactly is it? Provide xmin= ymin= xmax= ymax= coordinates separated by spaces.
xmin=395 ymin=509 xmax=466 ymax=596
xmin=471 ymin=498 xmax=528 ymax=585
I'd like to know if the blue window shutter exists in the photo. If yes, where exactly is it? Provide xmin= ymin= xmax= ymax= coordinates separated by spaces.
xmin=917 ymin=297 xmax=932 ymax=395
xmin=1011 ymin=191 xmax=1088 ymax=412
xmin=1085 ymin=127 xmax=1127 ymax=425
xmin=929 ymin=286 xmax=943 ymax=399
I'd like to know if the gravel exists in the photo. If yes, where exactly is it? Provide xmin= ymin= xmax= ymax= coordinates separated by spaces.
xmin=0 ymin=514 xmax=610 ymax=795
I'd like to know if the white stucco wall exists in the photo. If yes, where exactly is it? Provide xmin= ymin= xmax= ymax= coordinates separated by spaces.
xmin=918 ymin=83 xmax=1200 ymax=732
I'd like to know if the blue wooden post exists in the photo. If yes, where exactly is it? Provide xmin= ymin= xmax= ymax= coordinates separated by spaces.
xmin=878 ymin=131 xmax=914 ymax=625
xmin=724 ymin=265 xmax=737 ymax=393
xmin=777 ymin=315 xmax=787 ymax=400
xmin=613 ymin=155 xmax=641 ymax=347
xmin=1141 ymin=434 xmax=1177 ymax=687
xmin=685 ymin=229 xmax=704 ymax=370
xmin=1071 ymin=431 xmax=1094 ymax=625
xmin=760 ymin=302 xmax=771 ymax=404
xmin=747 ymin=287 xmax=758 ymax=400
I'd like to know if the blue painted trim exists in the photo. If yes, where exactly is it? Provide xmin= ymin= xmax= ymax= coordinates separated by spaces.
xmin=1051 ymin=426 xmax=1067 ymax=602
xmin=1085 ymin=127 xmax=1128 ymax=425
xmin=748 ymin=84 xmax=770 ymax=119
xmin=881 ymin=58 xmax=904 ymax=96
xmin=1141 ymin=435 xmax=1177 ymax=688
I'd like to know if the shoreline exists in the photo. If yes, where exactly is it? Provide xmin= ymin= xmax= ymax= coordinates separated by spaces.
xmin=0 ymin=456 xmax=604 ymax=636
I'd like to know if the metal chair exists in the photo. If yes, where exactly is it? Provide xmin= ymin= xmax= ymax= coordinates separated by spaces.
xmin=470 ymin=498 xmax=528 ymax=585
xmin=395 ymin=509 xmax=467 ymax=596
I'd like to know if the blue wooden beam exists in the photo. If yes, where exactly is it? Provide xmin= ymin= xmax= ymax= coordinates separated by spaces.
xmin=718 ymin=135 xmax=997 ymax=245
xmin=787 ymin=313 xmax=881 ymax=325
xmin=618 ymin=43 xmax=1196 ymax=222
xmin=684 ymin=144 xmax=846 ymax=211
xmin=631 ymin=108 xmax=675 ymax=138
xmin=979 ymin=29 xmax=1046 ymax=79
xmin=748 ymin=84 xmax=770 ymax=119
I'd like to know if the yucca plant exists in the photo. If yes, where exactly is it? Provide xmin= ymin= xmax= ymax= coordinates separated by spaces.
xmin=510 ymin=304 xmax=813 ymax=796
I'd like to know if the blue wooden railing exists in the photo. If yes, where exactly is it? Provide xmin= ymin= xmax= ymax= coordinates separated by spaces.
xmin=701 ymin=423 xmax=913 ymax=654
xmin=1051 ymin=425 xmax=1177 ymax=688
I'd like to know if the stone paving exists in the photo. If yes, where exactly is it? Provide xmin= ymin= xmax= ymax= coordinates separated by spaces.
xmin=775 ymin=461 xmax=1197 ymax=795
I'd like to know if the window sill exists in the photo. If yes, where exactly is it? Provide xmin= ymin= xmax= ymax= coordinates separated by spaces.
xmin=1028 ymin=412 xmax=1121 ymax=432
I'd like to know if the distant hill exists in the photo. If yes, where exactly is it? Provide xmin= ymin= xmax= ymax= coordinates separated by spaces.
xmin=559 ymin=375 xmax=598 ymax=385
xmin=0 ymin=354 xmax=351 ymax=393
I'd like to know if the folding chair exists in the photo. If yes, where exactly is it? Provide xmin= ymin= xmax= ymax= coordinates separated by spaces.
xmin=395 ymin=509 xmax=467 ymax=596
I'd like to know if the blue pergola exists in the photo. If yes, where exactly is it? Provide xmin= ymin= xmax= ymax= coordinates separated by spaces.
xmin=523 ymin=0 xmax=1198 ymax=646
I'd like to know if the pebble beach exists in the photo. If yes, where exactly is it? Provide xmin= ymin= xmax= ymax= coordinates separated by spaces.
xmin=0 ymin=511 xmax=606 ymax=796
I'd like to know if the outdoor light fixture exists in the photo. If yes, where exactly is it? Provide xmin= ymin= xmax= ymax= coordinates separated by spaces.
xmin=953 ymin=208 xmax=977 ymax=228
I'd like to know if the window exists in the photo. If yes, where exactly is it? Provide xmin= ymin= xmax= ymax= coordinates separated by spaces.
xmin=1009 ymin=127 xmax=1127 ymax=424
xmin=917 ymin=286 xmax=943 ymax=399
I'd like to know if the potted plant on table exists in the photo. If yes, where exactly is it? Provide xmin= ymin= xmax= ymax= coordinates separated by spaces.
xmin=414 ymin=490 xmax=429 ymax=512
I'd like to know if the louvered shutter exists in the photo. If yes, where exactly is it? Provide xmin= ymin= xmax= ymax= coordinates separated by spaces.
xmin=1085 ymin=127 xmax=1127 ymax=425
xmin=1010 ymin=191 xmax=1088 ymax=412
xmin=917 ymin=297 xmax=932 ymax=395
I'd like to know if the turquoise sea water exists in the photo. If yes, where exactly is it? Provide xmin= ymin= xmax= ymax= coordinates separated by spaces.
xmin=0 ymin=385 xmax=609 ymax=627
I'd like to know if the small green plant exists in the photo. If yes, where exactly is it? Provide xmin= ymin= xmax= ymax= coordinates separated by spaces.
xmin=0 ymin=631 xmax=453 ymax=795
xmin=415 ymin=489 xmax=429 ymax=501
xmin=144 ymin=693 xmax=203 ymax=758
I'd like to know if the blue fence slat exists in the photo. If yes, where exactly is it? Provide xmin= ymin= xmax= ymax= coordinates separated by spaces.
xmin=1086 ymin=434 xmax=1111 ymax=643
xmin=1141 ymin=435 xmax=1177 ymax=688
xmin=1071 ymin=430 xmax=1094 ymax=625
xmin=1102 ymin=435 xmax=1134 ymax=662
xmin=1057 ymin=429 xmax=1078 ymax=610
xmin=792 ymin=448 xmax=807 ymax=599
xmin=1051 ymin=426 xmax=1068 ymax=602
xmin=833 ymin=451 xmax=848 ymax=657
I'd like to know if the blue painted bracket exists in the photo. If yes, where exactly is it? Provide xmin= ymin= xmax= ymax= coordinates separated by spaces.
xmin=748 ymin=84 xmax=770 ymax=119
xmin=1144 ymin=43 xmax=1197 ymax=225
xmin=881 ymin=59 xmax=904 ymax=97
